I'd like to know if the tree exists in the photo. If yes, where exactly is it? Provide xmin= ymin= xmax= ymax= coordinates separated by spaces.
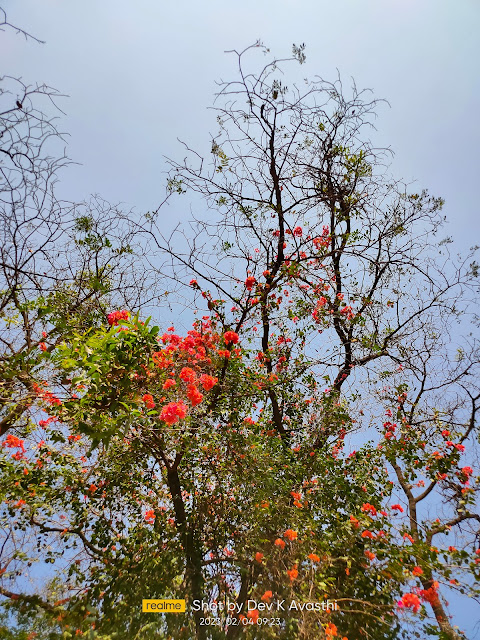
xmin=1 ymin=41 xmax=479 ymax=640
xmin=0 ymin=13 xmax=158 ymax=637
xmin=0 ymin=6 xmax=157 ymax=440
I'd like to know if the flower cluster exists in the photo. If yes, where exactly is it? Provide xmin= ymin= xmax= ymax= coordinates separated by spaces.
xmin=361 ymin=503 xmax=377 ymax=517
xmin=107 ymin=310 xmax=130 ymax=326
xmin=144 ymin=509 xmax=156 ymax=524
xmin=159 ymin=402 xmax=188 ymax=426
xmin=284 ymin=529 xmax=298 ymax=541
xmin=398 ymin=592 xmax=421 ymax=613
xmin=2 ymin=434 xmax=26 ymax=460
xmin=223 ymin=331 xmax=239 ymax=345
xmin=32 ymin=382 xmax=61 ymax=406
xmin=312 ymin=225 xmax=331 ymax=250
xmin=142 ymin=394 xmax=155 ymax=409
xmin=145 ymin=324 xmax=233 ymax=426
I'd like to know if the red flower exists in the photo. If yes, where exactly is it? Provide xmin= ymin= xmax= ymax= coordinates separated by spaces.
xmin=39 ymin=342 xmax=47 ymax=351
xmin=412 ymin=566 xmax=423 ymax=576
xmin=107 ymin=310 xmax=130 ymax=326
xmin=361 ymin=530 xmax=374 ymax=539
xmin=199 ymin=374 xmax=217 ymax=391
xmin=350 ymin=515 xmax=360 ymax=528
xmin=187 ymin=384 xmax=203 ymax=407
xmin=364 ymin=550 xmax=376 ymax=561
xmin=261 ymin=590 xmax=273 ymax=602
xmin=391 ymin=504 xmax=404 ymax=513
xmin=162 ymin=379 xmax=176 ymax=390
xmin=419 ymin=582 xmax=439 ymax=605
xmin=142 ymin=394 xmax=155 ymax=409
xmin=398 ymin=593 xmax=421 ymax=613
xmin=293 ymin=226 xmax=303 ymax=237
xmin=179 ymin=367 xmax=196 ymax=383
xmin=255 ymin=552 xmax=264 ymax=563
xmin=274 ymin=538 xmax=286 ymax=549
xmin=223 ymin=331 xmax=239 ymax=345
xmin=245 ymin=276 xmax=256 ymax=291
xmin=159 ymin=401 xmax=188 ymax=425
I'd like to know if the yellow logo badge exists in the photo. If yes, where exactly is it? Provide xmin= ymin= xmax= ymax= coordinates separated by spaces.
xmin=142 ymin=599 xmax=186 ymax=613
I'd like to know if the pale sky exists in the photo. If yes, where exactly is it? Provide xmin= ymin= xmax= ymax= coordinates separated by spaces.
xmin=2 ymin=0 xmax=480 ymax=635
xmin=2 ymin=0 xmax=479 ymax=253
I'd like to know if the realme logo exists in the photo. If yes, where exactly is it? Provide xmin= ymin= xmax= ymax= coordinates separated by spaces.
xmin=142 ymin=599 xmax=186 ymax=613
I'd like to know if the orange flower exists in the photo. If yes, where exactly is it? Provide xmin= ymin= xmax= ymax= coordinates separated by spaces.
xmin=255 ymin=552 xmax=264 ymax=563
xmin=284 ymin=529 xmax=298 ymax=541
xmin=308 ymin=553 xmax=320 ymax=563
xmin=287 ymin=564 xmax=298 ymax=582
xmin=144 ymin=509 xmax=155 ymax=523
xmin=412 ymin=566 xmax=423 ymax=576
xmin=325 ymin=622 xmax=338 ymax=637
xmin=274 ymin=538 xmax=286 ymax=549
xmin=361 ymin=530 xmax=374 ymax=539
xmin=364 ymin=550 xmax=376 ymax=561
xmin=187 ymin=384 xmax=203 ymax=407
xmin=361 ymin=503 xmax=377 ymax=517
xmin=261 ymin=590 xmax=273 ymax=602
xmin=247 ymin=608 xmax=259 ymax=623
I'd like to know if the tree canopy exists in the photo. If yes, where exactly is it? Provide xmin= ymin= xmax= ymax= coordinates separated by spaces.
xmin=1 ymin=35 xmax=479 ymax=640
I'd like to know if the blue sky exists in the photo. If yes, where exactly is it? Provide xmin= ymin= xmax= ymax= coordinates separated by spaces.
xmin=2 ymin=0 xmax=479 ymax=253
xmin=2 ymin=0 xmax=480 ymax=636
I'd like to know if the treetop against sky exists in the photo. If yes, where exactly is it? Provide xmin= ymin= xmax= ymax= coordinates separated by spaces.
xmin=1 ymin=4 xmax=480 ymax=640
